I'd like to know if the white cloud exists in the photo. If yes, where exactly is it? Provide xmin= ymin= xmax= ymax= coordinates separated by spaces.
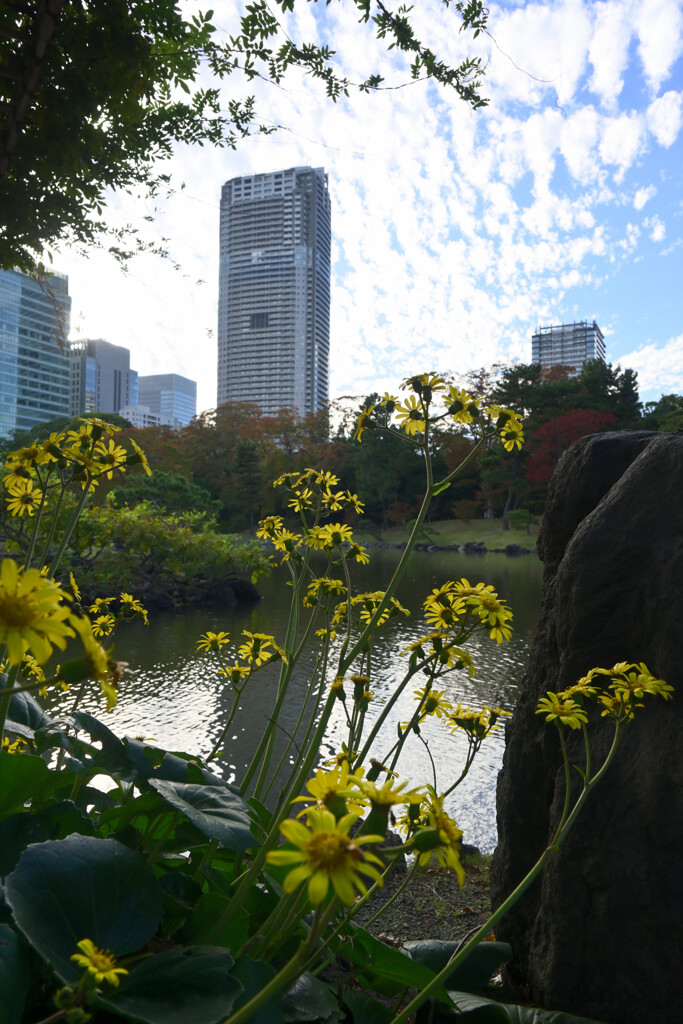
xmin=647 ymin=90 xmax=683 ymax=146
xmin=634 ymin=184 xmax=657 ymax=209
xmin=560 ymin=106 xmax=602 ymax=184
xmin=588 ymin=1 xmax=633 ymax=109
xmin=647 ymin=215 xmax=667 ymax=240
xmin=618 ymin=335 xmax=683 ymax=391
xmin=599 ymin=111 xmax=646 ymax=181
xmin=635 ymin=0 xmax=683 ymax=94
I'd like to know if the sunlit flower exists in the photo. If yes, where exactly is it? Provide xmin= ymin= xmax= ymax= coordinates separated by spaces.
xmin=292 ymin=763 xmax=367 ymax=817
xmin=266 ymin=809 xmax=385 ymax=905
xmin=3 ymin=463 xmax=34 ymax=494
xmin=345 ymin=491 xmax=364 ymax=514
xmin=411 ymin=789 xmax=465 ymax=883
xmin=445 ymin=386 xmax=479 ymax=424
xmin=238 ymin=630 xmax=287 ymax=666
xmin=319 ymin=523 xmax=354 ymax=547
xmin=118 ymin=593 xmax=148 ymax=624
xmin=94 ymin=439 xmax=128 ymax=479
xmin=499 ymin=416 xmax=524 ymax=452
xmin=597 ymin=691 xmax=640 ymax=721
xmin=536 ymin=691 xmax=588 ymax=729
xmin=89 ymin=596 xmax=114 ymax=614
xmin=92 ymin=614 xmax=116 ymax=637
xmin=414 ymin=686 xmax=453 ymax=721
xmin=196 ymin=630 xmax=231 ymax=653
xmin=127 ymin=437 xmax=152 ymax=476
xmin=256 ymin=516 xmax=284 ymax=539
xmin=288 ymin=488 xmax=314 ymax=512
xmin=219 ymin=662 xmax=250 ymax=686
xmin=322 ymin=488 xmax=346 ymax=511
xmin=353 ymin=777 xmax=423 ymax=808
xmin=0 ymin=559 xmax=74 ymax=664
xmin=71 ymin=938 xmax=128 ymax=987
xmin=348 ymin=542 xmax=370 ymax=565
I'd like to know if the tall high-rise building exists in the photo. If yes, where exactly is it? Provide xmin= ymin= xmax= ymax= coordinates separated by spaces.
xmin=138 ymin=373 xmax=197 ymax=429
xmin=217 ymin=166 xmax=331 ymax=416
xmin=531 ymin=320 xmax=605 ymax=376
xmin=0 ymin=268 xmax=71 ymax=439
xmin=69 ymin=338 xmax=138 ymax=416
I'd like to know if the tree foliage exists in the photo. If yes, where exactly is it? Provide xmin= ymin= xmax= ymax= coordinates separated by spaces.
xmin=0 ymin=0 xmax=490 ymax=270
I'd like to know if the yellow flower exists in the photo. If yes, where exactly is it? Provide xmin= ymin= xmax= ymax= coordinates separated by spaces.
xmin=238 ymin=631 xmax=287 ymax=667
xmin=218 ymin=662 xmax=250 ymax=686
xmin=446 ymin=386 xmax=479 ymax=424
xmin=353 ymin=777 xmax=423 ymax=808
xmin=499 ymin=416 xmax=524 ymax=452
xmin=395 ymin=395 xmax=426 ymax=436
xmin=354 ymin=405 xmax=376 ymax=442
xmin=197 ymin=630 xmax=231 ymax=652
xmin=71 ymin=938 xmax=128 ymax=987
xmin=345 ymin=491 xmax=364 ymax=514
xmin=94 ymin=439 xmax=129 ymax=479
xmin=69 ymin=573 xmax=81 ymax=601
xmin=322 ymin=488 xmax=346 ymax=511
xmin=2 ymin=736 xmax=28 ymax=753
xmin=309 ymin=469 xmax=340 ymax=488
xmin=449 ymin=703 xmax=507 ymax=738
xmin=292 ymin=763 xmax=367 ymax=818
xmin=127 ymin=437 xmax=152 ymax=476
xmin=412 ymin=789 xmax=465 ymax=884
xmin=118 ymin=593 xmax=148 ymax=624
xmin=6 ymin=483 xmax=43 ymax=517
xmin=347 ymin=542 xmax=370 ymax=564
xmin=256 ymin=516 xmax=283 ymax=539
xmin=3 ymin=463 xmax=34 ymax=494
xmin=266 ymin=809 xmax=385 ymax=906
xmin=423 ymin=583 xmax=466 ymax=630
xmin=319 ymin=523 xmax=354 ymax=547
xmin=12 ymin=443 xmax=50 ymax=466
xmin=92 ymin=614 xmax=116 ymax=637
xmin=0 ymin=559 xmax=74 ymax=665
xmin=536 ymin=691 xmax=588 ymax=729
xmin=89 ymin=596 xmax=114 ymax=614
xmin=414 ymin=687 xmax=453 ymax=721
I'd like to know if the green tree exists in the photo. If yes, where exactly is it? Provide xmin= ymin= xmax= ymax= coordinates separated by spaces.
xmin=0 ymin=0 xmax=489 ymax=271
xmin=110 ymin=468 xmax=222 ymax=516
xmin=641 ymin=393 xmax=683 ymax=432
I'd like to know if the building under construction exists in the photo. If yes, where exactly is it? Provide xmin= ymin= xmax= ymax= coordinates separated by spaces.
xmin=531 ymin=320 xmax=605 ymax=376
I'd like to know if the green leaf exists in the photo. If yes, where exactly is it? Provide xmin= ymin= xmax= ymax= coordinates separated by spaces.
xmin=149 ymin=781 xmax=256 ymax=850
xmin=343 ymin=989 xmax=394 ymax=1024
xmin=339 ymin=927 xmax=438 ymax=998
xmin=0 ymin=924 xmax=31 ymax=1024
xmin=0 ymin=800 xmax=93 ymax=877
xmin=6 ymin=691 xmax=54 ymax=741
xmin=282 ymin=971 xmax=341 ymax=1022
xmin=158 ymin=870 xmax=202 ymax=909
xmin=230 ymin=955 xmax=280 ymax=1024
xmin=98 ymin=946 xmax=242 ymax=1024
xmin=404 ymin=940 xmax=512 ymax=992
xmin=181 ymin=893 xmax=248 ymax=951
xmin=4 ymin=835 xmax=163 ymax=983
xmin=432 ymin=480 xmax=452 ymax=496
xmin=438 ymin=993 xmax=608 ymax=1023
xmin=0 ymin=752 xmax=55 ymax=820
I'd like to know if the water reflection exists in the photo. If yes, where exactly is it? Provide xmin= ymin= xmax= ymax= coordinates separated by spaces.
xmin=46 ymin=550 xmax=542 ymax=852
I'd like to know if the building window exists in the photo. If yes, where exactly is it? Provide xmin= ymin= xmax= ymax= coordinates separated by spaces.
xmin=250 ymin=312 xmax=269 ymax=329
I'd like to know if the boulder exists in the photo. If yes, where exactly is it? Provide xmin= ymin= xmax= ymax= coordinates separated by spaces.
xmin=490 ymin=431 xmax=683 ymax=1024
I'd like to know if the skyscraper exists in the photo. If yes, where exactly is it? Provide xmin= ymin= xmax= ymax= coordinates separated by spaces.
xmin=69 ymin=338 xmax=138 ymax=417
xmin=138 ymin=373 xmax=197 ymax=428
xmin=217 ymin=166 xmax=331 ymax=416
xmin=531 ymin=320 xmax=605 ymax=376
xmin=0 ymin=268 xmax=71 ymax=439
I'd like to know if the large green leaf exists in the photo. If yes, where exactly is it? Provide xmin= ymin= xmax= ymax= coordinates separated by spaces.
xmin=0 ymin=753 xmax=55 ymax=819
xmin=149 ymin=780 xmax=256 ymax=850
xmin=282 ymin=971 xmax=341 ymax=1023
xmin=4 ymin=835 xmax=163 ymax=982
xmin=6 ymin=691 xmax=54 ymax=741
xmin=404 ymin=940 xmax=512 ymax=992
xmin=338 ymin=927 xmax=439 ymax=998
xmin=343 ymin=990 xmax=395 ymax=1024
xmin=230 ymin=955 xmax=280 ymax=1024
xmin=435 ymin=992 xmax=608 ymax=1023
xmin=98 ymin=947 xmax=242 ymax=1024
xmin=0 ymin=924 xmax=31 ymax=1024
xmin=0 ymin=800 xmax=93 ymax=877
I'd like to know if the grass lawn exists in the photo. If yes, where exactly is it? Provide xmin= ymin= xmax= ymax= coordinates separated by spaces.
xmin=353 ymin=518 xmax=539 ymax=550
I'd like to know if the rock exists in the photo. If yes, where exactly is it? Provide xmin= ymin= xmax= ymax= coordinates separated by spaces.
xmin=490 ymin=431 xmax=683 ymax=1024
xmin=462 ymin=541 xmax=486 ymax=554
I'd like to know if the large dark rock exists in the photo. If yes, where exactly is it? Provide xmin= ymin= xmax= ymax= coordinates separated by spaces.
xmin=490 ymin=431 xmax=683 ymax=1024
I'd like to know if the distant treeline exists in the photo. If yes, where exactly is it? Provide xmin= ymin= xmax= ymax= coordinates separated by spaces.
xmin=4 ymin=362 xmax=681 ymax=533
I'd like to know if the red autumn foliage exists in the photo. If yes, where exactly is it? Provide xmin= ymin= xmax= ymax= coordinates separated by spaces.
xmin=526 ymin=410 xmax=617 ymax=482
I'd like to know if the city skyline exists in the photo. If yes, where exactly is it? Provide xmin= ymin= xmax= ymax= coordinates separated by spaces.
xmin=49 ymin=0 xmax=683 ymax=413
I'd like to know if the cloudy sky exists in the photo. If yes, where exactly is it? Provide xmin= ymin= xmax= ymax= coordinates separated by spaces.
xmin=58 ymin=0 xmax=683 ymax=413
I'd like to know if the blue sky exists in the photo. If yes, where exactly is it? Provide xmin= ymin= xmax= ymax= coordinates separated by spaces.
xmin=58 ymin=0 xmax=683 ymax=412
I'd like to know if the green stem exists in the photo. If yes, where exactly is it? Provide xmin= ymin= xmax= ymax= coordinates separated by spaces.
xmin=0 ymin=663 xmax=20 ymax=743
xmin=389 ymin=722 xmax=623 ymax=1024
xmin=47 ymin=482 xmax=90 ymax=578
xmin=207 ymin=685 xmax=242 ymax=761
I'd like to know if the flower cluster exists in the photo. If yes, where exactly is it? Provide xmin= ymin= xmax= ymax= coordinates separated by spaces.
xmin=353 ymin=372 xmax=524 ymax=453
xmin=2 ymin=418 xmax=150 ymax=515
xmin=537 ymin=662 xmax=673 ymax=727
xmin=196 ymin=627 xmax=287 ymax=690
xmin=422 ymin=578 xmax=514 ymax=644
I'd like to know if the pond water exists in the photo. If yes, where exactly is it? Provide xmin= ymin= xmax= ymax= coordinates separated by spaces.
xmin=46 ymin=549 xmax=543 ymax=852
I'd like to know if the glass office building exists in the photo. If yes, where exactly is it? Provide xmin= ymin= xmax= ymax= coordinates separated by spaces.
xmin=138 ymin=373 xmax=197 ymax=429
xmin=69 ymin=338 xmax=138 ymax=416
xmin=217 ymin=166 xmax=331 ymax=416
xmin=0 ymin=268 xmax=71 ymax=439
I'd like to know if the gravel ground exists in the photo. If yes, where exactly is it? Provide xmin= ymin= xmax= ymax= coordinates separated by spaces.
xmin=354 ymin=850 xmax=493 ymax=947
